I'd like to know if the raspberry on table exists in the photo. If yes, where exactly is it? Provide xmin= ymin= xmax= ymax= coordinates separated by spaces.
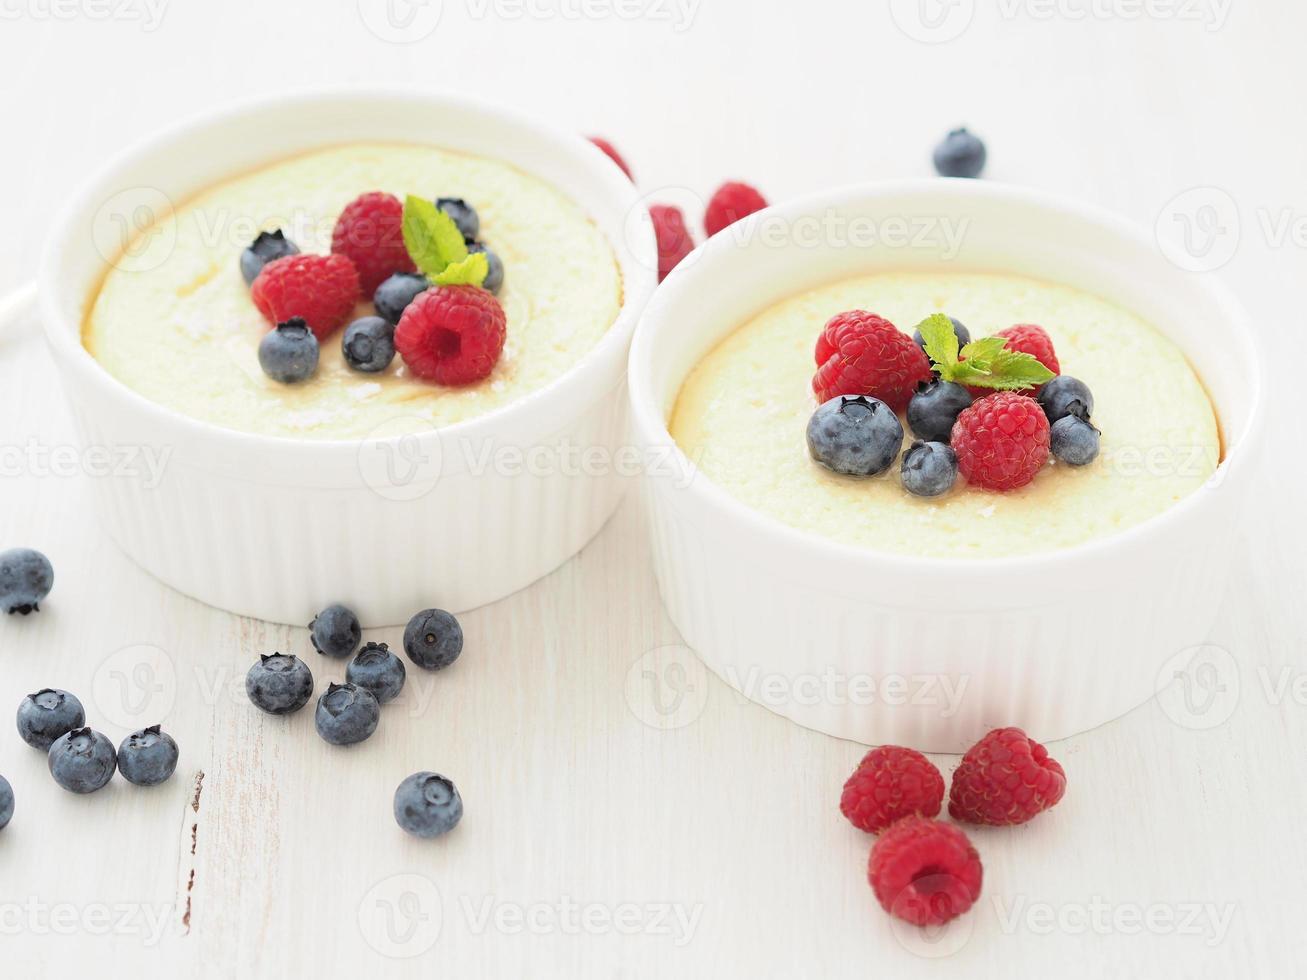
xmin=649 ymin=204 xmax=695 ymax=282
xmin=589 ymin=136 xmax=633 ymax=180
xmin=251 ymin=253 xmax=361 ymax=341
xmin=394 ymin=285 xmax=507 ymax=386
xmin=840 ymin=746 xmax=945 ymax=834
xmin=948 ymin=727 xmax=1067 ymax=826
xmin=868 ymin=817 xmax=983 ymax=926
xmin=951 ymin=391 xmax=1051 ymax=491
xmin=331 ymin=191 xmax=416 ymax=295
xmin=812 ymin=311 xmax=932 ymax=412
xmin=704 ymin=181 xmax=767 ymax=237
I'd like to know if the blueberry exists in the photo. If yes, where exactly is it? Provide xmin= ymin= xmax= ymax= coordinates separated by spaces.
xmin=240 ymin=229 xmax=299 ymax=285
xmin=403 ymin=609 xmax=463 ymax=671
xmin=0 ymin=547 xmax=53 ymax=614
xmin=310 ymin=603 xmax=362 ymax=658
xmin=806 ymin=395 xmax=903 ymax=477
xmin=342 ymin=316 xmax=396 ymax=373
xmin=393 ymin=772 xmax=463 ymax=838
xmin=467 ymin=242 xmax=504 ymax=295
xmin=374 ymin=272 xmax=429 ymax=325
xmin=48 ymin=728 xmax=116 ymax=794
xmin=901 ymin=441 xmax=959 ymax=497
xmin=1037 ymin=375 xmax=1095 ymax=424
xmin=16 ymin=688 xmax=85 ymax=750
xmin=933 ymin=127 xmax=987 ymax=179
xmin=435 ymin=197 xmax=480 ymax=242
xmin=117 ymin=725 xmax=179 ymax=787
xmin=346 ymin=641 xmax=406 ymax=705
xmin=315 ymin=683 xmax=380 ymax=746
xmin=912 ymin=316 xmax=971 ymax=353
xmin=0 ymin=775 xmax=11 ymax=830
xmin=907 ymin=380 xmax=973 ymax=443
xmin=1050 ymin=409 xmax=1101 ymax=466
xmin=245 ymin=654 xmax=314 ymax=715
xmin=258 ymin=318 xmax=319 ymax=383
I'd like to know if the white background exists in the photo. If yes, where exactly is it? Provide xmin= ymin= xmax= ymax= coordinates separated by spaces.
xmin=1 ymin=0 xmax=1305 ymax=976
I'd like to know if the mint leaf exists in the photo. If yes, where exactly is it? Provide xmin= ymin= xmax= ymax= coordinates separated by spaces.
xmin=915 ymin=314 xmax=960 ymax=370
xmin=925 ymin=329 xmax=1055 ymax=391
xmin=402 ymin=195 xmax=468 ymax=279
xmin=432 ymin=252 xmax=489 ymax=288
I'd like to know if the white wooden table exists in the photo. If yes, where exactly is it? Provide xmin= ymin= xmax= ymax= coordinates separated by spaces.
xmin=1 ymin=3 xmax=1304 ymax=976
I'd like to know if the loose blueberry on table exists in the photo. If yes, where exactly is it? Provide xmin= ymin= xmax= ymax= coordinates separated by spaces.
xmin=0 ymin=547 xmax=54 ymax=615
xmin=0 ymin=775 xmax=12 ymax=830
xmin=394 ymin=772 xmax=463 ymax=838
xmin=932 ymin=127 xmax=987 ymax=178
xmin=117 ymin=725 xmax=180 ymax=787
xmin=346 ymin=641 xmax=407 ymax=705
xmin=315 ymin=683 xmax=381 ymax=746
xmin=245 ymin=654 xmax=315 ymax=716
xmin=309 ymin=603 xmax=362 ymax=659
xmin=48 ymin=728 xmax=117 ymax=794
xmin=403 ymin=608 xmax=464 ymax=671
xmin=17 ymin=688 xmax=86 ymax=750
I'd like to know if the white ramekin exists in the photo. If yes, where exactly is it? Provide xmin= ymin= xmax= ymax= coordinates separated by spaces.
xmin=38 ymin=88 xmax=657 ymax=626
xmin=629 ymin=180 xmax=1265 ymax=752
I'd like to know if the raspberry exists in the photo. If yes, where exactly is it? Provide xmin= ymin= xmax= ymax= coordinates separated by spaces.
xmin=868 ymin=817 xmax=983 ymax=927
xmin=812 ymin=311 xmax=932 ymax=412
xmin=589 ymin=136 xmax=633 ymax=180
xmin=840 ymin=746 xmax=945 ymax=834
xmin=331 ymin=191 xmax=416 ymax=296
xmin=251 ymin=254 xmax=360 ymax=341
xmin=948 ymin=727 xmax=1066 ymax=826
xmin=394 ymin=285 xmax=506 ymax=386
xmin=704 ymin=181 xmax=767 ymax=237
xmin=951 ymin=392 xmax=1050 ymax=491
xmin=649 ymin=204 xmax=695 ymax=282
xmin=996 ymin=323 xmax=1060 ymax=376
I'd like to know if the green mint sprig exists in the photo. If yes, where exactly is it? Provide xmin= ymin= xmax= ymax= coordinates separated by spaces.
xmin=401 ymin=195 xmax=488 ymax=288
xmin=914 ymin=313 xmax=1055 ymax=391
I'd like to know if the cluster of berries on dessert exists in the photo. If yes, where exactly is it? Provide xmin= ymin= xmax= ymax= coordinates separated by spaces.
xmin=840 ymin=729 xmax=1066 ymax=928
xmin=807 ymin=310 xmax=1100 ymax=496
xmin=240 ymin=190 xmax=508 ymax=386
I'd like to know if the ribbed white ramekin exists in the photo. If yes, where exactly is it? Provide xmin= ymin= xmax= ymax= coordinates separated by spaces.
xmin=629 ymin=180 xmax=1266 ymax=752
xmin=37 ymin=88 xmax=657 ymax=626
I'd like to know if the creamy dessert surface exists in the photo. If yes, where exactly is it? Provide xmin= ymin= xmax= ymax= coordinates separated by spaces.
xmin=84 ymin=143 xmax=623 ymax=439
xmin=670 ymin=271 xmax=1220 ymax=559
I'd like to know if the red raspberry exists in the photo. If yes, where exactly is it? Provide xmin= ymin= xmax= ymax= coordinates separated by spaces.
xmin=251 ymin=254 xmax=360 ymax=341
xmin=996 ymin=323 xmax=1060 ymax=376
xmin=948 ymin=727 xmax=1066 ymax=826
xmin=589 ymin=136 xmax=633 ymax=180
xmin=704 ymin=181 xmax=768 ymax=237
xmin=812 ymin=311 xmax=932 ymax=412
xmin=394 ymin=285 xmax=506 ymax=386
xmin=868 ymin=817 xmax=983 ymax=927
xmin=841 ymin=746 xmax=945 ymax=834
xmin=951 ymin=392 xmax=1050 ymax=491
xmin=649 ymin=204 xmax=695 ymax=282
xmin=331 ymin=191 xmax=416 ymax=296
